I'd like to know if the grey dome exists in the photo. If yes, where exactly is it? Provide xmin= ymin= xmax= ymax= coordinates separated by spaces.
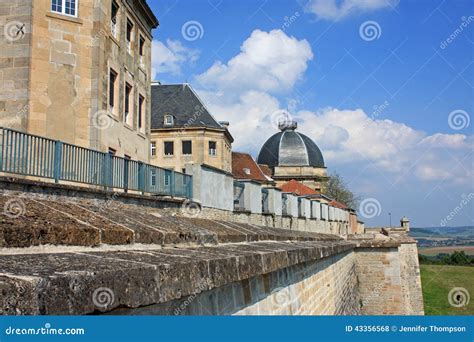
xmin=257 ymin=123 xmax=325 ymax=168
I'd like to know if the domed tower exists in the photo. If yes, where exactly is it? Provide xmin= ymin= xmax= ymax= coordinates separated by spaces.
xmin=257 ymin=121 xmax=328 ymax=191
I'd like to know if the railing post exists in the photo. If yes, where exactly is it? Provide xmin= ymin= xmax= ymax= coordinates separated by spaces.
xmin=123 ymin=158 xmax=129 ymax=193
xmin=53 ymin=141 xmax=63 ymax=183
xmin=170 ymin=170 xmax=175 ymax=197
xmin=103 ymin=153 xmax=111 ymax=190
xmin=187 ymin=176 xmax=193 ymax=199
xmin=0 ymin=128 xmax=4 ymax=172
xmin=138 ymin=162 xmax=144 ymax=194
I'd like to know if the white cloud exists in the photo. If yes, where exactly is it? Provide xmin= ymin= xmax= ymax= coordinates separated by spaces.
xmin=151 ymin=39 xmax=200 ymax=79
xmin=198 ymin=89 xmax=281 ymax=153
xmin=305 ymin=0 xmax=398 ymax=21
xmin=193 ymin=29 xmax=472 ymax=186
xmin=197 ymin=29 xmax=313 ymax=94
xmin=419 ymin=133 xmax=468 ymax=149
xmin=293 ymin=107 xmax=473 ymax=184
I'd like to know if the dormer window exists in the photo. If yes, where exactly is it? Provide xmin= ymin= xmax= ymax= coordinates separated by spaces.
xmin=164 ymin=114 xmax=174 ymax=127
xmin=243 ymin=168 xmax=251 ymax=175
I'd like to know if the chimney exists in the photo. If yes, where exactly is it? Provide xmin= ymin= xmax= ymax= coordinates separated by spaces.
xmin=219 ymin=121 xmax=230 ymax=129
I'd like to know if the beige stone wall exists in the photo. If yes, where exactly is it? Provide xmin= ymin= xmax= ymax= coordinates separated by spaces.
xmin=0 ymin=0 xmax=32 ymax=131
xmin=273 ymin=165 xmax=328 ymax=191
xmin=235 ymin=251 xmax=359 ymax=315
xmin=94 ymin=0 xmax=153 ymax=161
xmin=399 ymin=243 xmax=424 ymax=315
xmin=199 ymin=207 xmax=348 ymax=235
xmin=150 ymin=129 xmax=232 ymax=172
xmin=2 ymin=0 xmax=153 ymax=161
xmin=355 ymin=245 xmax=424 ymax=315
xmin=111 ymin=250 xmax=361 ymax=315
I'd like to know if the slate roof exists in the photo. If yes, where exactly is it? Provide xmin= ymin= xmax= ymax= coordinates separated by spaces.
xmin=151 ymin=84 xmax=224 ymax=131
xmin=232 ymin=152 xmax=269 ymax=183
xmin=280 ymin=179 xmax=320 ymax=196
xmin=257 ymin=125 xmax=325 ymax=168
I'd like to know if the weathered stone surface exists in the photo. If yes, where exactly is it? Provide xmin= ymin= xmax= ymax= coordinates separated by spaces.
xmin=0 ymin=194 xmax=343 ymax=249
xmin=0 ymin=239 xmax=355 ymax=315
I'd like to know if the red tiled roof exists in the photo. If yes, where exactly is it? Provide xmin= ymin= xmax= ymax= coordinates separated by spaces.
xmin=258 ymin=164 xmax=273 ymax=178
xmin=280 ymin=179 xmax=319 ymax=196
xmin=232 ymin=152 xmax=267 ymax=182
xmin=329 ymin=200 xmax=348 ymax=209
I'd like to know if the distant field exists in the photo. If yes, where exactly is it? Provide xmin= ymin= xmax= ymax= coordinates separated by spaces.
xmin=419 ymin=246 xmax=474 ymax=256
xmin=420 ymin=265 xmax=474 ymax=315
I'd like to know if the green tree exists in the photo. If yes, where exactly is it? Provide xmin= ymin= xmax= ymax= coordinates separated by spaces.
xmin=324 ymin=172 xmax=360 ymax=209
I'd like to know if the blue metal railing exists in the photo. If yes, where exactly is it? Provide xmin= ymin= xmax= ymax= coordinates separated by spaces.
xmin=0 ymin=127 xmax=193 ymax=199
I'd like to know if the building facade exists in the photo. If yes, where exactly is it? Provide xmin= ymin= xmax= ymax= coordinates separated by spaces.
xmin=150 ymin=83 xmax=233 ymax=173
xmin=0 ymin=0 xmax=158 ymax=161
xmin=257 ymin=121 xmax=328 ymax=191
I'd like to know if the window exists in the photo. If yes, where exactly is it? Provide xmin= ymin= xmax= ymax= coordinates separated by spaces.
xmin=111 ymin=1 xmax=119 ymax=38
xmin=109 ymin=69 xmax=117 ymax=112
xmin=243 ymin=168 xmax=251 ymax=175
xmin=164 ymin=142 xmax=174 ymax=156
xmin=150 ymin=142 xmax=156 ymax=156
xmin=51 ymin=0 xmax=77 ymax=17
xmin=151 ymin=170 xmax=156 ymax=186
xmin=139 ymin=35 xmax=145 ymax=67
xmin=138 ymin=94 xmax=145 ymax=130
xmin=124 ymin=82 xmax=133 ymax=125
xmin=126 ymin=19 xmax=134 ymax=54
xmin=182 ymin=141 xmax=192 ymax=155
xmin=164 ymin=114 xmax=174 ymax=127
xmin=209 ymin=141 xmax=217 ymax=156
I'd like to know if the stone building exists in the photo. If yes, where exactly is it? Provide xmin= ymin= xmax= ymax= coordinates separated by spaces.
xmin=150 ymin=83 xmax=233 ymax=173
xmin=257 ymin=121 xmax=328 ymax=191
xmin=0 ymin=0 xmax=158 ymax=161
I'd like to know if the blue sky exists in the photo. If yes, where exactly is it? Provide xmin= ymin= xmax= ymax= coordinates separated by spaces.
xmin=148 ymin=0 xmax=473 ymax=228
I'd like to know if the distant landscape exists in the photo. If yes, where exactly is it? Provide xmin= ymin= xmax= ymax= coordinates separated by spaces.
xmin=410 ymin=226 xmax=474 ymax=250
xmin=412 ymin=226 xmax=474 ymax=315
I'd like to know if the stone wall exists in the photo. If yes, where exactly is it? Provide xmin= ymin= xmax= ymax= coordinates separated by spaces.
xmin=108 ymin=250 xmax=360 ymax=315
xmin=200 ymin=206 xmax=347 ymax=235
xmin=0 ymin=0 xmax=32 ymax=131
xmin=354 ymin=241 xmax=424 ymax=315
xmin=0 ymin=178 xmax=424 ymax=316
